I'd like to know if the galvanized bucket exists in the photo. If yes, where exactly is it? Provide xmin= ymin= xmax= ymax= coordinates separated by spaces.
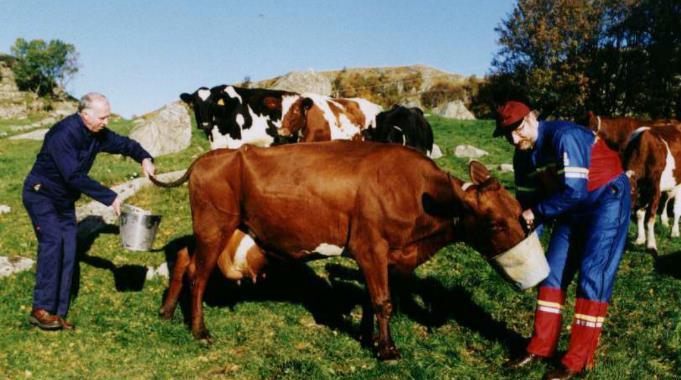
xmin=119 ymin=204 xmax=162 ymax=251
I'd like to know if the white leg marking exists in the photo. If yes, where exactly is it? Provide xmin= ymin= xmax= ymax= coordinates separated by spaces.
xmin=671 ymin=187 xmax=681 ymax=237
xmin=635 ymin=209 xmax=646 ymax=245
xmin=646 ymin=217 xmax=657 ymax=251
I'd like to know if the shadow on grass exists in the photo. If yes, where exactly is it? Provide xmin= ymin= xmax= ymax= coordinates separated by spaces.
xmin=654 ymin=251 xmax=681 ymax=279
xmin=72 ymin=215 xmax=151 ymax=296
xmin=161 ymin=238 xmax=525 ymax=355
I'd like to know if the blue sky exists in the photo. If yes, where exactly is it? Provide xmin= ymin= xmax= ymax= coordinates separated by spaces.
xmin=0 ymin=1 xmax=514 ymax=118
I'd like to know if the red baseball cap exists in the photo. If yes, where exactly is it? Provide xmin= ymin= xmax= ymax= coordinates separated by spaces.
xmin=494 ymin=100 xmax=530 ymax=137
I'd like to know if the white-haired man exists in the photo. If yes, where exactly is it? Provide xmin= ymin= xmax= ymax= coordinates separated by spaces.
xmin=22 ymin=92 xmax=154 ymax=330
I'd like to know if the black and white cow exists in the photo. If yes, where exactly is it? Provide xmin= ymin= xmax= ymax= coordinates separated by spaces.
xmin=180 ymin=85 xmax=297 ymax=149
xmin=364 ymin=105 xmax=442 ymax=158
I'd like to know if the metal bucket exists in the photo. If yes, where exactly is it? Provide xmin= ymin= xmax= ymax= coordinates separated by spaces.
xmin=119 ymin=204 xmax=162 ymax=251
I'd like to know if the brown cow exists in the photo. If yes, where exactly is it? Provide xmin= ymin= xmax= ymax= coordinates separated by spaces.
xmin=277 ymin=94 xmax=382 ymax=142
xmin=623 ymin=124 xmax=681 ymax=254
xmin=150 ymin=141 xmax=528 ymax=360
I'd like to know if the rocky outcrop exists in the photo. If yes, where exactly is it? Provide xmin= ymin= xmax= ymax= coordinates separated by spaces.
xmin=129 ymin=101 xmax=191 ymax=157
xmin=8 ymin=128 xmax=48 ymax=141
xmin=270 ymin=70 xmax=332 ymax=96
xmin=433 ymin=100 xmax=476 ymax=120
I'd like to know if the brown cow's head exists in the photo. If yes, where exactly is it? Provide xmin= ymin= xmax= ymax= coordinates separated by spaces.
xmin=451 ymin=161 xmax=527 ymax=259
xmin=278 ymin=96 xmax=313 ymax=138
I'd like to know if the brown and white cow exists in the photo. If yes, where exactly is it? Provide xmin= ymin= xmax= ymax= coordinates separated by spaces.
xmin=159 ymin=230 xmax=268 ymax=320
xmin=277 ymin=94 xmax=382 ymax=142
xmin=586 ymin=111 xmax=679 ymax=153
xmin=150 ymin=141 xmax=528 ymax=360
xmin=623 ymin=124 xmax=681 ymax=254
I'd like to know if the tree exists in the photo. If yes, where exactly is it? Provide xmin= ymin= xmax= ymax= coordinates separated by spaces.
xmin=488 ymin=0 xmax=680 ymax=120
xmin=10 ymin=38 xmax=79 ymax=97
xmin=491 ymin=0 xmax=605 ymax=118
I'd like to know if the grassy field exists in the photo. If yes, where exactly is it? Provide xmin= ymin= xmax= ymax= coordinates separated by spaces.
xmin=0 ymin=115 xmax=679 ymax=379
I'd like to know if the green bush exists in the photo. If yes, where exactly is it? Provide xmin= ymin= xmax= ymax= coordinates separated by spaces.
xmin=10 ymin=38 xmax=78 ymax=97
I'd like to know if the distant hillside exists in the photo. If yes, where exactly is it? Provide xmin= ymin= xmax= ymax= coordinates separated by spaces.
xmin=246 ymin=64 xmax=483 ymax=113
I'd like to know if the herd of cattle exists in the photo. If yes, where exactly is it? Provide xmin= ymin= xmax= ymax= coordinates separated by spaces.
xmin=179 ymin=85 xmax=442 ymax=158
xmin=151 ymin=83 xmax=679 ymax=359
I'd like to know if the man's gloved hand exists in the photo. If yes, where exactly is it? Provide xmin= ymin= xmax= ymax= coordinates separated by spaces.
xmin=142 ymin=158 xmax=155 ymax=178
xmin=111 ymin=195 xmax=123 ymax=216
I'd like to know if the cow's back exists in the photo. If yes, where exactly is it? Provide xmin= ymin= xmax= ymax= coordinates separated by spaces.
xmin=191 ymin=141 xmax=447 ymax=253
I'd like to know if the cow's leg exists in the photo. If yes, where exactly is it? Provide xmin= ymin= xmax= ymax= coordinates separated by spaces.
xmin=190 ymin=215 xmax=238 ymax=343
xmin=354 ymin=239 xmax=399 ymax=360
xmin=671 ymin=189 xmax=681 ymax=237
xmin=646 ymin=188 xmax=661 ymax=254
xmin=635 ymin=208 xmax=646 ymax=245
xmin=359 ymin=296 xmax=375 ymax=349
xmin=661 ymin=195 xmax=671 ymax=227
xmin=159 ymin=246 xmax=191 ymax=320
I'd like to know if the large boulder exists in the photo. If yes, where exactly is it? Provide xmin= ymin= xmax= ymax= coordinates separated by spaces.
xmin=270 ymin=70 xmax=332 ymax=95
xmin=129 ymin=101 xmax=191 ymax=157
xmin=433 ymin=100 xmax=476 ymax=120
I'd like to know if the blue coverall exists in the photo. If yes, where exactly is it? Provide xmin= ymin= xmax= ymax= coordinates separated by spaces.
xmin=22 ymin=113 xmax=152 ymax=317
xmin=514 ymin=120 xmax=631 ymax=371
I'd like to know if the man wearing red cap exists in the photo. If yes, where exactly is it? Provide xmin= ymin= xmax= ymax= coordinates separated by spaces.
xmin=495 ymin=101 xmax=631 ymax=379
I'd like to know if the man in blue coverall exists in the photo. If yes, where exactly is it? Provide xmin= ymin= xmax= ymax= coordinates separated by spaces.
xmin=495 ymin=101 xmax=631 ymax=379
xmin=23 ymin=92 xmax=155 ymax=331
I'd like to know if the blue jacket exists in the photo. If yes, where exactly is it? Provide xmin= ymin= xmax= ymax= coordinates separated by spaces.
xmin=514 ymin=120 xmax=596 ymax=220
xmin=25 ymin=113 xmax=152 ymax=207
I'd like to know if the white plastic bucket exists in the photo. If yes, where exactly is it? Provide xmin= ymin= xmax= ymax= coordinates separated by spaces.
xmin=490 ymin=231 xmax=549 ymax=291
xmin=119 ymin=204 xmax=162 ymax=251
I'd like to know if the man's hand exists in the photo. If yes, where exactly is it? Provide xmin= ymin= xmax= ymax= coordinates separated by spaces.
xmin=142 ymin=158 xmax=155 ymax=178
xmin=522 ymin=208 xmax=535 ymax=230
xmin=111 ymin=195 xmax=123 ymax=216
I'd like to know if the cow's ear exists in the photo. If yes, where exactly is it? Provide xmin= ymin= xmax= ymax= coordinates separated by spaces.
xmin=469 ymin=160 xmax=491 ymax=185
xmin=302 ymin=97 xmax=314 ymax=110
xmin=263 ymin=96 xmax=281 ymax=110
xmin=180 ymin=93 xmax=193 ymax=104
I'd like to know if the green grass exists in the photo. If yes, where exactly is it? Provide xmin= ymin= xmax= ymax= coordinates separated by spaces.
xmin=0 ymin=117 xmax=679 ymax=379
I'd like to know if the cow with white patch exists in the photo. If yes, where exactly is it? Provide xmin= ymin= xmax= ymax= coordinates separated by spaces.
xmin=180 ymin=85 xmax=298 ymax=149
xmin=623 ymin=123 xmax=681 ymax=254
xmin=277 ymin=93 xmax=382 ymax=142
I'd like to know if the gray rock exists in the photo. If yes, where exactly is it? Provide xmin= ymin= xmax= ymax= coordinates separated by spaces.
xmin=9 ymin=128 xmax=48 ymax=141
xmin=129 ymin=101 xmax=191 ymax=157
xmin=271 ymin=70 xmax=332 ymax=96
xmin=433 ymin=100 xmax=476 ymax=120
xmin=0 ymin=256 xmax=35 ymax=277
xmin=0 ymin=204 xmax=10 ymax=214
xmin=146 ymin=262 xmax=169 ymax=280
xmin=429 ymin=143 xmax=444 ymax=159
xmin=454 ymin=144 xmax=488 ymax=159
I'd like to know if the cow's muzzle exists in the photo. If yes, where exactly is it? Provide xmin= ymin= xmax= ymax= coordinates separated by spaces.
xmin=277 ymin=128 xmax=291 ymax=137
xmin=490 ymin=231 xmax=548 ymax=291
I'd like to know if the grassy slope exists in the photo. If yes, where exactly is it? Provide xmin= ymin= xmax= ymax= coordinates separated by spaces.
xmin=0 ymin=117 xmax=679 ymax=379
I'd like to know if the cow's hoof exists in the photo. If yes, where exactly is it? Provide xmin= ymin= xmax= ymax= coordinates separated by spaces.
xmin=634 ymin=238 xmax=646 ymax=246
xmin=377 ymin=345 xmax=401 ymax=361
xmin=648 ymin=248 xmax=659 ymax=259
xmin=671 ymin=231 xmax=680 ymax=238
xmin=158 ymin=307 xmax=174 ymax=320
xmin=192 ymin=329 xmax=213 ymax=345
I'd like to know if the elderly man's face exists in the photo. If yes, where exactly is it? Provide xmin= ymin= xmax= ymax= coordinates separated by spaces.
xmin=81 ymin=100 xmax=111 ymax=133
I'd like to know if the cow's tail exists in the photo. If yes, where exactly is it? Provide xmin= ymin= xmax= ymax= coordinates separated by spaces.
xmin=149 ymin=159 xmax=200 ymax=188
